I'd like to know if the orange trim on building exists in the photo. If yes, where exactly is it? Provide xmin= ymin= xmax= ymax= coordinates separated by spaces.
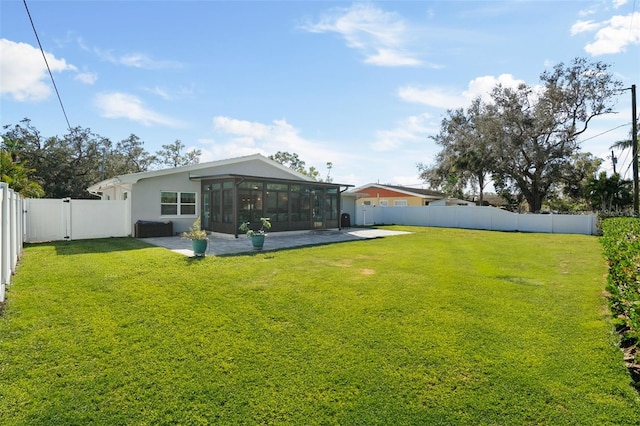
xmin=355 ymin=187 xmax=411 ymax=198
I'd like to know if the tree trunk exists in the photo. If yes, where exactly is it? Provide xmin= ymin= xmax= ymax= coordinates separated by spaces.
xmin=525 ymin=192 xmax=544 ymax=213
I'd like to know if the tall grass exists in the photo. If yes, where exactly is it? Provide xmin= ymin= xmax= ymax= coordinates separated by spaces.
xmin=1 ymin=227 xmax=638 ymax=424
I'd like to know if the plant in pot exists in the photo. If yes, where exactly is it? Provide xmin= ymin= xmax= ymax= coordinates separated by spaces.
xmin=239 ymin=217 xmax=271 ymax=250
xmin=182 ymin=216 xmax=208 ymax=256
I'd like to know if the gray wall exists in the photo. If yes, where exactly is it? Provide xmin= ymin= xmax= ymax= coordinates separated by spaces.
xmin=131 ymin=171 xmax=201 ymax=235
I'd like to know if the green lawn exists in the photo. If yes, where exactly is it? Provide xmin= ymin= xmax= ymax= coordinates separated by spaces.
xmin=1 ymin=226 xmax=639 ymax=425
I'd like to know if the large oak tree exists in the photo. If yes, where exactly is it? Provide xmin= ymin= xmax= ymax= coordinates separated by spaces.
xmin=423 ymin=58 xmax=623 ymax=212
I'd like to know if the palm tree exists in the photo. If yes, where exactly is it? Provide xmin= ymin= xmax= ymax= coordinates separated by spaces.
xmin=585 ymin=171 xmax=632 ymax=211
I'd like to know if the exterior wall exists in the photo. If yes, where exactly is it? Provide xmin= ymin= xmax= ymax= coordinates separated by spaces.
xmin=354 ymin=187 xmax=430 ymax=207
xmin=340 ymin=195 xmax=356 ymax=225
xmin=98 ymin=185 xmax=130 ymax=200
xmin=354 ymin=204 xmax=597 ymax=235
xmin=131 ymin=171 xmax=201 ymax=235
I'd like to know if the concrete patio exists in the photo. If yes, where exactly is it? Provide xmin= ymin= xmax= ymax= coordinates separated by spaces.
xmin=139 ymin=228 xmax=411 ymax=257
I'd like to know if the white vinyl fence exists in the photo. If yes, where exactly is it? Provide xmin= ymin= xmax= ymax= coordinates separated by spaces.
xmin=354 ymin=205 xmax=597 ymax=235
xmin=24 ymin=198 xmax=130 ymax=243
xmin=0 ymin=183 xmax=24 ymax=303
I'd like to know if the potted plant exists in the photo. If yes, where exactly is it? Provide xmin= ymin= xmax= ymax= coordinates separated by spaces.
xmin=239 ymin=217 xmax=271 ymax=250
xmin=182 ymin=217 xmax=208 ymax=256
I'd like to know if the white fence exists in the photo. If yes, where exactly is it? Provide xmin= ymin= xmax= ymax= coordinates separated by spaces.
xmin=24 ymin=198 xmax=130 ymax=243
xmin=0 ymin=183 xmax=24 ymax=303
xmin=354 ymin=205 xmax=597 ymax=235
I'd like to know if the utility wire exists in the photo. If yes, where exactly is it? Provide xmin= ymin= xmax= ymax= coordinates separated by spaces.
xmin=619 ymin=147 xmax=631 ymax=179
xmin=22 ymin=0 xmax=72 ymax=131
xmin=580 ymin=123 xmax=631 ymax=143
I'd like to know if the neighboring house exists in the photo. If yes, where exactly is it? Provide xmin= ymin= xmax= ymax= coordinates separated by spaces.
xmin=347 ymin=184 xmax=444 ymax=207
xmin=87 ymin=154 xmax=352 ymax=236
xmin=429 ymin=198 xmax=476 ymax=206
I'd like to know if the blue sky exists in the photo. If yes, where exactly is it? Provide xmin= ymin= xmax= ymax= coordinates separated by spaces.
xmin=1 ymin=1 xmax=638 ymax=188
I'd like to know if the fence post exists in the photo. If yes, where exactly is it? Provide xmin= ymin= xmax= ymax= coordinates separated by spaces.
xmin=0 ymin=184 xmax=4 ymax=303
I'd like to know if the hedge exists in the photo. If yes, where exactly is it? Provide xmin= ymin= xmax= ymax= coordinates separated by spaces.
xmin=600 ymin=217 xmax=640 ymax=384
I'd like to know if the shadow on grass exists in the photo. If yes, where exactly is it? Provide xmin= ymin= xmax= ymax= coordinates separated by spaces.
xmin=27 ymin=237 xmax=155 ymax=256
xmin=212 ymin=238 xmax=381 ymax=258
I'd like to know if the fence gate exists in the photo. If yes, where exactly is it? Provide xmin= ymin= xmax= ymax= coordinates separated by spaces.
xmin=25 ymin=198 xmax=130 ymax=242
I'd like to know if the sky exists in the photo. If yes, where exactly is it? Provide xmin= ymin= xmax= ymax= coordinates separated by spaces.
xmin=1 ymin=0 xmax=638 ymax=189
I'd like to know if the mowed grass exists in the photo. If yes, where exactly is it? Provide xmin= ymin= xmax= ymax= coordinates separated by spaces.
xmin=1 ymin=226 xmax=639 ymax=425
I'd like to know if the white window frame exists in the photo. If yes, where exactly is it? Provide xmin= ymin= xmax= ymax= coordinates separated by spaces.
xmin=160 ymin=191 xmax=198 ymax=217
xmin=394 ymin=200 xmax=408 ymax=207
xmin=379 ymin=200 xmax=389 ymax=207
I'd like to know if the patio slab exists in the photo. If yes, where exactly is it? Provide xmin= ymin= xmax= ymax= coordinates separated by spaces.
xmin=139 ymin=228 xmax=411 ymax=257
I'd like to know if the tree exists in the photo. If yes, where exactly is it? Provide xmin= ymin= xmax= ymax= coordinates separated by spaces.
xmin=488 ymin=58 xmax=622 ymax=212
xmin=325 ymin=162 xmax=333 ymax=183
xmin=2 ymin=119 xmax=112 ymax=198
xmin=419 ymin=97 xmax=495 ymax=204
xmin=422 ymin=58 xmax=622 ymax=212
xmin=546 ymin=152 xmax=603 ymax=211
xmin=269 ymin=151 xmax=320 ymax=180
xmin=0 ymin=140 xmax=44 ymax=198
xmin=154 ymin=140 xmax=201 ymax=168
xmin=585 ymin=172 xmax=632 ymax=212
xmin=106 ymin=134 xmax=157 ymax=176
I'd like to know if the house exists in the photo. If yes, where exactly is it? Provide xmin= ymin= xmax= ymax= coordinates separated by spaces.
xmin=347 ymin=183 xmax=444 ymax=207
xmin=429 ymin=198 xmax=475 ymax=206
xmin=87 ymin=154 xmax=352 ymax=237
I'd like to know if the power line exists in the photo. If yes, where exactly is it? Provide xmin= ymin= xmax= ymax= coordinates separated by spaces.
xmin=619 ymin=147 xmax=631 ymax=179
xmin=22 ymin=0 xmax=72 ymax=131
xmin=580 ymin=123 xmax=631 ymax=143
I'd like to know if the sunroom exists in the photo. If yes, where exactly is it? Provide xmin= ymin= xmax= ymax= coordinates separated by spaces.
xmin=196 ymin=175 xmax=345 ymax=236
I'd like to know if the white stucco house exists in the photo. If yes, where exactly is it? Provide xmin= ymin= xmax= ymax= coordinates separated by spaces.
xmin=87 ymin=153 xmax=353 ymax=237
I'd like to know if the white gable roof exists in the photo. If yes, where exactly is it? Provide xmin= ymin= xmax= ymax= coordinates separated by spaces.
xmin=88 ymin=153 xmax=314 ymax=193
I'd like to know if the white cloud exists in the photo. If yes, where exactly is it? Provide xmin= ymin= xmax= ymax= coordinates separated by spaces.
xmin=463 ymin=74 xmax=525 ymax=101
xmin=613 ymin=0 xmax=629 ymax=8
xmin=397 ymin=86 xmax=465 ymax=109
xmin=118 ymin=53 xmax=181 ymax=69
xmin=372 ymin=113 xmax=434 ymax=152
xmin=573 ymin=12 xmax=640 ymax=55
xmin=93 ymin=47 xmax=182 ymax=69
xmin=365 ymin=48 xmax=421 ymax=67
xmin=301 ymin=3 xmax=423 ymax=67
xmin=398 ymin=74 xmax=525 ymax=109
xmin=143 ymin=84 xmax=196 ymax=101
xmin=75 ymin=71 xmax=97 ymax=85
xmin=571 ymin=20 xmax=601 ymax=35
xmin=204 ymin=116 xmax=341 ymax=168
xmin=213 ymin=116 xmax=271 ymax=140
xmin=0 ymin=38 xmax=76 ymax=101
xmin=94 ymin=92 xmax=182 ymax=127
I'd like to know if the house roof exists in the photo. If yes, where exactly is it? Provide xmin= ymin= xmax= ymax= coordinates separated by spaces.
xmin=87 ymin=153 xmax=315 ymax=193
xmin=345 ymin=183 xmax=444 ymax=199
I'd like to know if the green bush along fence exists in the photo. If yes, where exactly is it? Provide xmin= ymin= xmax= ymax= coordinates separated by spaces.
xmin=601 ymin=217 xmax=640 ymax=383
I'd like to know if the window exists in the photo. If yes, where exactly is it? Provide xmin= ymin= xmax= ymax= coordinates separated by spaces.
xmin=238 ymin=185 xmax=263 ymax=223
xmin=394 ymin=200 xmax=408 ymax=207
xmin=290 ymin=185 xmax=311 ymax=222
xmin=266 ymin=183 xmax=289 ymax=222
xmin=161 ymin=191 xmax=196 ymax=216
xmin=379 ymin=200 xmax=389 ymax=207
